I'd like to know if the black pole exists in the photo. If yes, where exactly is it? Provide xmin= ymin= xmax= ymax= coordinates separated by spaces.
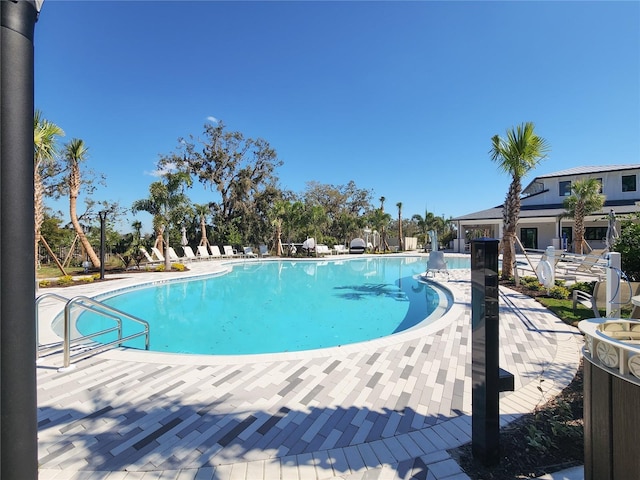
xmin=99 ymin=210 xmax=106 ymax=279
xmin=1 ymin=1 xmax=40 ymax=478
xmin=471 ymin=238 xmax=501 ymax=466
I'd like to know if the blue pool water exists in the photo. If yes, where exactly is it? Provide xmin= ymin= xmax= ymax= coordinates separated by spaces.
xmin=76 ymin=256 xmax=454 ymax=355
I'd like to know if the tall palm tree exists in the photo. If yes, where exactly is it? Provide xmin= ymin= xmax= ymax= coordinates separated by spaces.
xmin=490 ymin=122 xmax=550 ymax=278
xmin=368 ymin=208 xmax=392 ymax=252
xmin=268 ymin=200 xmax=288 ymax=256
xmin=378 ymin=196 xmax=390 ymax=251
xmin=563 ymin=178 xmax=605 ymax=254
xmin=132 ymin=172 xmax=193 ymax=270
xmin=34 ymin=111 xmax=64 ymax=260
xmin=396 ymin=202 xmax=403 ymax=251
xmin=64 ymin=139 xmax=101 ymax=268
xmin=194 ymin=203 xmax=211 ymax=247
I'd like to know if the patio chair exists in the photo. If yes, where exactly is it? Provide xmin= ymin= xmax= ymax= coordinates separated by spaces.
xmin=558 ymin=249 xmax=607 ymax=280
xmin=349 ymin=238 xmax=366 ymax=254
xmin=316 ymin=245 xmax=332 ymax=256
xmin=334 ymin=245 xmax=348 ymax=255
xmin=182 ymin=246 xmax=198 ymax=261
xmin=573 ymin=280 xmax=640 ymax=318
xmin=223 ymin=245 xmax=239 ymax=257
xmin=139 ymin=247 xmax=162 ymax=265
xmin=259 ymin=244 xmax=270 ymax=257
xmin=209 ymin=245 xmax=223 ymax=259
xmin=243 ymin=246 xmax=258 ymax=258
xmin=167 ymin=246 xmax=183 ymax=262
xmin=151 ymin=246 xmax=165 ymax=262
xmin=425 ymin=251 xmax=449 ymax=280
xmin=197 ymin=245 xmax=211 ymax=260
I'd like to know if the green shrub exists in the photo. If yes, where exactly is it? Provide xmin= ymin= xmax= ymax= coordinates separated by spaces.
xmin=39 ymin=279 xmax=50 ymax=288
xmin=569 ymin=281 xmax=595 ymax=295
xmin=548 ymin=285 xmax=570 ymax=299
xmin=57 ymin=275 xmax=74 ymax=286
xmin=614 ymin=218 xmax=640 ymax=281
xmin=81 ymin=276 xmax=94 ymax=283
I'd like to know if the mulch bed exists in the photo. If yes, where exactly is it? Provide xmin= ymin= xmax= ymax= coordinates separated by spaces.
xmin=448 ymin=279 xmax=584 ymax=479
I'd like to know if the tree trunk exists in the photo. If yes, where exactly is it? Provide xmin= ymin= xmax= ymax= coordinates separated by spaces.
xmin=34 ymin=168 xmax=44 ymax=262
xmin=199 ymin=215 xmax=208 ymax=246
xmin=69 ymin=195 xmax=101 ymax=268
xmin=275 ymin=223 xmax=282 ymax=256
xmin=574 ymin=202 xmax=585 ymax=254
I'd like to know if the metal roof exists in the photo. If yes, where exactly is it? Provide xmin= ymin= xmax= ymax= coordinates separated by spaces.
xmin=533 ymin=164 xmax=640 ymax=179
xmin=522 ymin=164 xmax=640 ymax=194
xmin=453 ymin=200 xmax=640 ymax=222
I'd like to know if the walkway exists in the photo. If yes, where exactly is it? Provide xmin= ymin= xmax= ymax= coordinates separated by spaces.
xmin=35 ymin=257 xmax=583 ymax=479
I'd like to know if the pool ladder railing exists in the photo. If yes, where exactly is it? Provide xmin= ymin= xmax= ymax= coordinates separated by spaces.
xmin=36 ymin=293 xmax=150 ymax=369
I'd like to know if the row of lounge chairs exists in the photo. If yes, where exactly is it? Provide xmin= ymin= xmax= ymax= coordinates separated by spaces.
xmin=140 ymin=244 xmax=269 ymax=264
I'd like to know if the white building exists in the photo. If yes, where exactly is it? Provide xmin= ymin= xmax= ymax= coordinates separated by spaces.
xmin=452 ymin=164 xmax=640 ymax=253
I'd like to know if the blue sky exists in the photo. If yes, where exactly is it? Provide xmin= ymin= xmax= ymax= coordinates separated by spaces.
xmin=35 ymin=1 xmax=640 ymax=233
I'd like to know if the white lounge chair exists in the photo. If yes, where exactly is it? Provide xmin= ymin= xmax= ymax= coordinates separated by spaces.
xmin=167 ymin=247 xmax=183 ymax=262
xmin=316 ymin=245 xmax=332 ymax=256
xmin=209 ymin=245 xmax=223 ymax=259
xmin=259 ymin=244 xmax=270 ymax=257
xmin=425 ymin=251 xmax=449 ymax=280
xmin=334 ymin=245 xmax=348 ymax=255
xmin=151 ymin=247 xmax=165 ymax=262
xmin=182 ymin=246 xmax=197 ymax=261
xmin=558 ymin=249 xmax=607 ymax=280
xmin=243 ymin=247 xmax=258 ymax=258
xmin=139 ymin=246 xmax=161 ymax=265
xmin=349 ymin=238 xmax=366 ymax=254
xmin=197 ymin=245 xmax=211 ymax=260
xmin=223 ymin=245 xmax=238 ymax=257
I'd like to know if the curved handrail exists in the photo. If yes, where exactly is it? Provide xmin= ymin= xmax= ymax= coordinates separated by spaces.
xmin=35 ymin=293 xmax=150 ymax=368
xmin=64 ymin=296 xmax=150 ymax=367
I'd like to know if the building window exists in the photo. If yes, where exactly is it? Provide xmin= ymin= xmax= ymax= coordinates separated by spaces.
xmin=594 ymin=178 xmax=603 ymax=192
xmin=585 ymin=227 xmax=607 ymax=241
xmin=559 ymin=181 xmax=571 ymax=196
xmin=520 ymin=227 xmax=538 ymax=250
xmin=561 ymin=227 xmax=572 ymax=250
xmin=622 ymin=175 xmax=637 ymax=192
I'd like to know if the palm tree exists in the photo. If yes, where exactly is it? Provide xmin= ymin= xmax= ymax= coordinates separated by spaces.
xmin=396 ymin=202 xmax=403 ymax=251
xmin=34 ymin=111 xmax=64 ymax=261
xmin=368 ymin=208 xmax=392 ymax=252
xmin=64 ymin=139 xmax=101 ymax=268
xmin=194 ymin=203 xmax=211 ymax=247
xmin=490 ymin=122 xmax=550 ymax=279
xmin=564 ymin=178 xmax=605 ymax=254
xmin=378 ymin=196 xmax=390 ymax=251
xmin=132 ymin=172 xmax=193 ymax=270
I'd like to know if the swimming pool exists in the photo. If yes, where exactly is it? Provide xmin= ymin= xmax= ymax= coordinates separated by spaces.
xmin=71 ymin=256 xmax=454 ymax=355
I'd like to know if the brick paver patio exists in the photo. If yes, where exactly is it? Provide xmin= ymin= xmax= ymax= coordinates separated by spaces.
xmin=35 ymin=255 xmax=582 ymax=479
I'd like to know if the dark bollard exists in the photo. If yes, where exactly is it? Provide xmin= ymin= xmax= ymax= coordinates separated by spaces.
xmin=471 ymin=238 xmax=514 ymax=466
xmin=1 ymin=1 xmax=42 ymax=478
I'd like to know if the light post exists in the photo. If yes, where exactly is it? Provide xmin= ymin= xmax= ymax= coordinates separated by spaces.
xmin=1 ymin=1 xmax=44 ymax=478
xmin=99 ymin=211 xmax=107 ymax=280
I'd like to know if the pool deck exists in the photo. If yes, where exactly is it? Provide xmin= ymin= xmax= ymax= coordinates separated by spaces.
xmin=36 ymin=255 xmax=583 ymax=479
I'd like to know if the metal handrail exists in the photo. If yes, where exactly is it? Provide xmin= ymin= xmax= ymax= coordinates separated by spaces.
xmin=35 ymin=293 xmax=150 ymax=368
xmin=64 ymin=296 xmax=150 ymax=368
xmin=35 ymin=292 xmax=72 ymax=360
